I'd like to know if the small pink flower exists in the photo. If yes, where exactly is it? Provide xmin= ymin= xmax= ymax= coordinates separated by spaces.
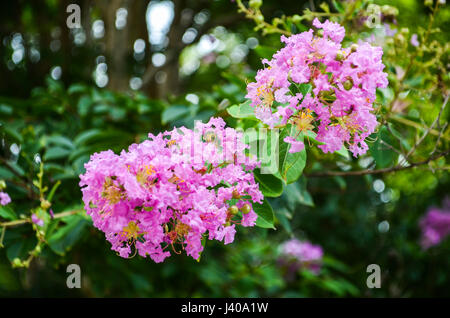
xmin=31 ymin=214 xmax=44 ymax=227
xmin=419 ymin=198 xmax=450 ymax=249
xmin=0 ymin=192 xmax=11 ymax=206
xmin=410 ymin=33 xmax=419 ymax=47
xmin=284 ymin=136 xmax=305 ymax=153
xmin=279 ymin=238 xmax=323 ymax=275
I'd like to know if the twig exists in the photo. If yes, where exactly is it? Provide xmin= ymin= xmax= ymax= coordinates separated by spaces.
xmin=431 ymin=122 xmax=448 ymax=157
xmin=235 ymin=0 xmax=292 ymax=36
xmin=384 ymin=122 xmax=407 ymax=154
xmin=0 ymin=209 xmax=83 ymax=228
xmin=389 ymin=115 xmax=450 ymax=141
xmin=403 ymin=95 xmax=448 ymax=161
xmin=305 ymin=149 xmax=449 ymax=177
xmin=380 ymin=140 xmax=405 ymax=157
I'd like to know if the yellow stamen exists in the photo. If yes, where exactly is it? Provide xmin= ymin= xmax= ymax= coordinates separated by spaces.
xmin=136 ymin=165 xmax=156 ymax=185
xmin=121 ymin=221 xmax=140 ymax=240
xmin=256 ymin=82 xmax=275 ymax=108
xmin=293 ymin=108 xmax=315 ymax=132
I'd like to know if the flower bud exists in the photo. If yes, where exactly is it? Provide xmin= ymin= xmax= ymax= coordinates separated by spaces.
xmin=255 ymin=14 xmax=264 ymax=24
xmin=249 ymin=0 xmax=262 ymax=9
xmin=400 ymin=28 xmax=409 ymax=35
xmin=272 ymin=17 xmax=282 ymax=26
xmin=41 ymin=199 xmax=51 ymax=210
xmin=424 ymin=0 xmax=433 ymax=7
xmin=291 ymin=14 xmax=302 ymax=23
xmin=335 ymin=51 xmax=345 ymax=62
xmin=242 ymin=204 xmax=251 ymax=214
xmin=343 ymin=78 xmax=354 ymax=90
xmin=0 ymin=180 xmax=6 ymax=190
xmin=317 ymin=29 xmax=324 ymax=37
xmin=228 ymin=205 xmax=239 ymax=215
xmin=350 ymin=44 xmax=358 ymax=53
xmin=232 ymin=189 xmax=241 ymax=199
xmin=12 ymin=258 xmax=22 ymax=268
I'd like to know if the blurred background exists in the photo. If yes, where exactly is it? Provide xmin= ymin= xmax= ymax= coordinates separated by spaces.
xmin=0 ymin=0 xmax=449 ymax=297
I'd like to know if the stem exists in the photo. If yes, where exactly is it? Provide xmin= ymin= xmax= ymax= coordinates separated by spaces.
xmin=402 ymin=94 xmax=448 ymax=162
xmin=0 ymin=226 xmax=5 ymax=248
xmin=305 ymin=149 xmax=449 ymax=177
xmin=235 ymin=0 xmax=291 ymax=36
xmin=0 ymin=209 xmax=83 ymax=228
xmin=388 ymin=115 xmax=450 ymax=141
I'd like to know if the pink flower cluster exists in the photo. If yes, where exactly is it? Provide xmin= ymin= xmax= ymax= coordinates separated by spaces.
xmin=0 ymin=192 xmax=11 ymax=206
xmin=246 ymin=18 xmax=388 ymax=156
xmin=419 ymin=198 xmax=450 ymax=249
xmin=79 ymin=118 xmax=263 ymax=263
xmin=279 ymin=238 xmax=323 ymax=275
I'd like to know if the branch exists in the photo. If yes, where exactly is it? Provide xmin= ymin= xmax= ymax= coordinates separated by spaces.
xmin=404 ymin=94 xmax=448 ymax=160
xmin=388 ymin=115 xmax=450 ymax=141
xmin=0 ymin=209 xmax=83 ymax=228
xmin=305 ymin=149 xmax=449 ymax=177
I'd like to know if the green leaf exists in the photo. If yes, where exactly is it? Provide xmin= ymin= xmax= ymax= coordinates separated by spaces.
xmin=47 ymin=214 xmax=89 ymax=256
xmin=369 ymin=126 xmax=398 ymax=168
xmin=73 ymin=129 xmax=102 ymax=146
xmin=284 ymin=177 xmax=314 ymax=208
xmin=0 ymin=166 xmax=14 ymax=179
xmin=274 ymin=208 xmax=292 ymax=234
xmin=73 ymin=129 xmax=132 ymax=148
xmin=254 ymin=199 xmax=275 ymax=229
xmin=44 ymin=146 xmax=72 ymax=160
xmin=77 ymin=95 xmax=92 ymax=117
xmin=335 ymin=145 xmax=350 ymax=159
xmin=226 ymin=100 xmax=256 ymax=119
xmin=162 ymin=105 xmax=190 ymax=125
xmin=0 ymin=206 xmax=17 ymax=220
xmin=47 ymin=180 xmax=61 ymax=202
xmin=298 ymin=83 xmax=312 ymax=97
xmin=6 ymin=236 xmax=37 ymax=262
xmin=44 ymin=135 xmax=74 ymax=149
xmin=277 ymin=126 xmax=307 ymax=184
xmin=0 ymin=262 xmax=20 ymax=291
xmin=322 ymin=256 xmax=351 ymax=273
xmin=68 ymin=83 xmax=88 ymax=95
xmin=254 ymin=169 xmax=283 ymax=198
xmin=332 ymin=0 xmax=344 ymax=13
xmin=0 ymin=104 xmax=13 ymax=115
xmin=254 ymin=45 xmax=278 ymax=59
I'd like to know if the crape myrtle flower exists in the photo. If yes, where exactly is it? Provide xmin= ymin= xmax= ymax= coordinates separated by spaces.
xmin=0 ymin=192 xmax=11 ymax=206
xmin=246 ymin=19 xmax=388 ymax=157
xmin=278 ymin=238 xmax=323 ymax=280
xmin=79 ymin=118 xmax=263 ymax=263
xmin=420 ymin=198 xmax=450 ymax=249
